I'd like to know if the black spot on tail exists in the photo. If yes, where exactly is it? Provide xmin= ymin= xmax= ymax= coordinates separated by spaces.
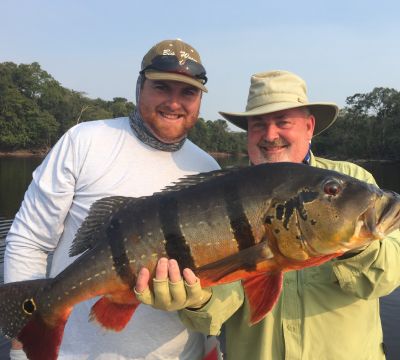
xmin=158 ymin=195 xmax=195 ymax=269
xmin=22 ymin=299 xmax=36 ymax=315
xmin=0 ymin=279 xmax=49 ymax=339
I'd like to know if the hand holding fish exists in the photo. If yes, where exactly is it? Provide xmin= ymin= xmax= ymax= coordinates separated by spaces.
xmin=134 ymin=258 xmax=212 ymax=311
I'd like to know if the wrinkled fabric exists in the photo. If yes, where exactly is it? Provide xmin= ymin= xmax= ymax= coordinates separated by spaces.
xmin=180 ymin=154 xmax=400 ymax=360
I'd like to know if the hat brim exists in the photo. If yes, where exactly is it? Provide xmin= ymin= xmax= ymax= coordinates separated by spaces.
xmin=219 ymin=102 xmax=338 ymax=136
xmin=144 ymin=71 xmax=208 ymax=92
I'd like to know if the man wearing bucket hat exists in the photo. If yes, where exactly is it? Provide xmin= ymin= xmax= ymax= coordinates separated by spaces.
xmin=175 ymin=71 xmax=400 ymax=359
xmin=219 ymin=70 xmax=338 ymax=164
xmin=5 ymin=39 xmax=220 ymax=360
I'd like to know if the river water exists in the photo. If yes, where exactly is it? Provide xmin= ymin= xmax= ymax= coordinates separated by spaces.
xmin=0 ymin=155 xmax=399 ymax=359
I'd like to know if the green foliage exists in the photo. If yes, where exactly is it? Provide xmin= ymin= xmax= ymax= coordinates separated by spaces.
xmin=313 ymin=87 xmax=400 ymax=160
xmin=0 ymin=62 xmax=135 ymax=151
xmin=188 ymin=118 xmax=247 ymax=154
xmin=2 ymin=61 xmax=400 ymax=159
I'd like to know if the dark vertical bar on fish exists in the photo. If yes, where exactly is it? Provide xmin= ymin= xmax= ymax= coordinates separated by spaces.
xmin=158 ymin=195 xmax=196 ymax=270
xmin=223 ymin=181 xmax=256 ymax=252
xmin=107 ymin=217 xmax=136 ymax=287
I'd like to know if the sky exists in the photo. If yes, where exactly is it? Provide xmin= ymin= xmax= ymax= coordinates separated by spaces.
xmin=1 ymin=0 xmax=400 ymax=131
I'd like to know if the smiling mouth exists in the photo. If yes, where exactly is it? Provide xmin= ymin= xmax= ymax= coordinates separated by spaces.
xmin=260 ymin=145 xmax=287 ymax=153
xmin=159 ymin=112 xmax=183 ymax=120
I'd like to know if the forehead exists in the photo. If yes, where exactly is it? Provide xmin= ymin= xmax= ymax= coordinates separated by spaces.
xmin=248 ymin=107 xmax=308 ymax=122
xmin=145 ymin=79 xmax=199 ymax=91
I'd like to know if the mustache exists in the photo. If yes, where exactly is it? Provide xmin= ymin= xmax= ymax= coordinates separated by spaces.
xmin=157 ymin=105 xmax=187 ymax=116
xmin=258 ymin=139 xmax=289 ymax=147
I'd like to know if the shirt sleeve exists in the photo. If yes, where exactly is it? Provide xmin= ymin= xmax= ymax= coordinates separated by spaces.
xmin=179 ymin=281 xmax=244 ymax=336
xmin=4 ymin=131 xmax=77 ymax=282
xmin=333 ymin=229 xmax=400 ymax=299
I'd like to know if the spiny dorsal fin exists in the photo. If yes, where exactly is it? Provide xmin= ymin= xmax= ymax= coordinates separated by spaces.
xmin=159 ymin=167 xmax=242 ymax=193
xmin=69 ymin=196 xmax=135 ymax=256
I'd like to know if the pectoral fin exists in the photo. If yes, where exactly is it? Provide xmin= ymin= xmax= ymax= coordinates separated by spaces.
xmin=196 ymin=242 xmax=276 ymax=288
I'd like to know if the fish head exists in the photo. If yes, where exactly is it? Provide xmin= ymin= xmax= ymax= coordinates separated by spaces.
xmin=264 ymin=170 xmax=400 ymax=261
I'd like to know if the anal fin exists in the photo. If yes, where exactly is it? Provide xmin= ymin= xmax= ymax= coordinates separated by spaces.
xmin=90 ymin=293 xmax=140 ymax=331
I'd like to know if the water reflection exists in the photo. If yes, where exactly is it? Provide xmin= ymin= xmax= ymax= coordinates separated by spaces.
xmin=214 ymin=154 xmax=249 ymax=169
xmin=0 ymin=156 xmax=42 ymax=217
xmin=360 ymin=160 xmax=400 ymax=192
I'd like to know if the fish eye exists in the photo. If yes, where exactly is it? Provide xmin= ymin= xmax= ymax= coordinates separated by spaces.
xmin=323 ymin=180 xmax=342 ymax=196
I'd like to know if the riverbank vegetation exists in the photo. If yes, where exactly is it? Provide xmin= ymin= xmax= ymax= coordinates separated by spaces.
xmin=1 ymin=62 xmax=400 ymax=159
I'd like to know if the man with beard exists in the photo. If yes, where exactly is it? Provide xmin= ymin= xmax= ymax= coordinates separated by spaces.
xmin=5 ymin=39 xmax=220 ymax=360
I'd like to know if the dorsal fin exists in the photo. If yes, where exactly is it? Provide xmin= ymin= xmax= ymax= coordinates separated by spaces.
xmin=69 ymin=196 xmax=134 ymax=256
xmin=159 ymin=167 xmax=241 ymax=193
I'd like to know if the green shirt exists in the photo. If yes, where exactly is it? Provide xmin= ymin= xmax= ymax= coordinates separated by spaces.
xmin=180 ymin=156 xmax=400 ymax=360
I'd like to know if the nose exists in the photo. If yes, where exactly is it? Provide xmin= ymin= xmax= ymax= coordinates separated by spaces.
xmin=164 ymin=92 xmax=182 ymax=111
xmin=263 ymin=124 xmax=279 ymax=142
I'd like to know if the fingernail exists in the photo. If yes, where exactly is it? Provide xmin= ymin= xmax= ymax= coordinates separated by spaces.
xmin=169 ymin=259 xmax=177 ymax=267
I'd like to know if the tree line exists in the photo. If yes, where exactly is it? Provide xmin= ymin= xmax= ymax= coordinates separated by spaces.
xmin=0 ymin=62 xmax=135 ymax=151
xmin=1 ymin=62 xmax=400 ymax=160
xmin=313 ymin=87 xmax=400 ymax=160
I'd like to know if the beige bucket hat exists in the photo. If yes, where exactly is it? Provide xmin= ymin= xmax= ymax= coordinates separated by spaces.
xmin=219 ymin=70 xmax=339 ymax=135
xmin=140 ymin=39 xmax=208 ymax=92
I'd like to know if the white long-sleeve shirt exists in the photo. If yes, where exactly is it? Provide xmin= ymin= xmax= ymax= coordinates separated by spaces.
xmin=5 ymin=117 xmax=220 ymax=360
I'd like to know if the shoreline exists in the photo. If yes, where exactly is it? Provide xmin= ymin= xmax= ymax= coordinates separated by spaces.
xmin=0 ymin=149 xmax=49 ymax=157
xmin=0 ymin=150 xmax=248 ymax=158
xmin=0 ymin=150 xmax=398 ymax=163
xmin=209 ymin=152 xmax=247 ymax=158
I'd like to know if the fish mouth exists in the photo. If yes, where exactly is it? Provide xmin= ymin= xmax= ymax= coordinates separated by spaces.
xmin=374 ymin=190 xmax=400 ymax=235
xmin=297 ymin=206 xmax=383 ymax=257
xmin=301 ymin=192 xmax=400 ymax=256
xmin=345 ymin=194 xmax=400 ymax=250
xmin=356 ymin=206 xmax=383 ymax=239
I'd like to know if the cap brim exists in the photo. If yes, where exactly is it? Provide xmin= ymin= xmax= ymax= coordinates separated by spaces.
xmin=144 ymin=71 xmax=208 ymax=92
xmin=219 ymin=102 xmax=338 ymax=136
